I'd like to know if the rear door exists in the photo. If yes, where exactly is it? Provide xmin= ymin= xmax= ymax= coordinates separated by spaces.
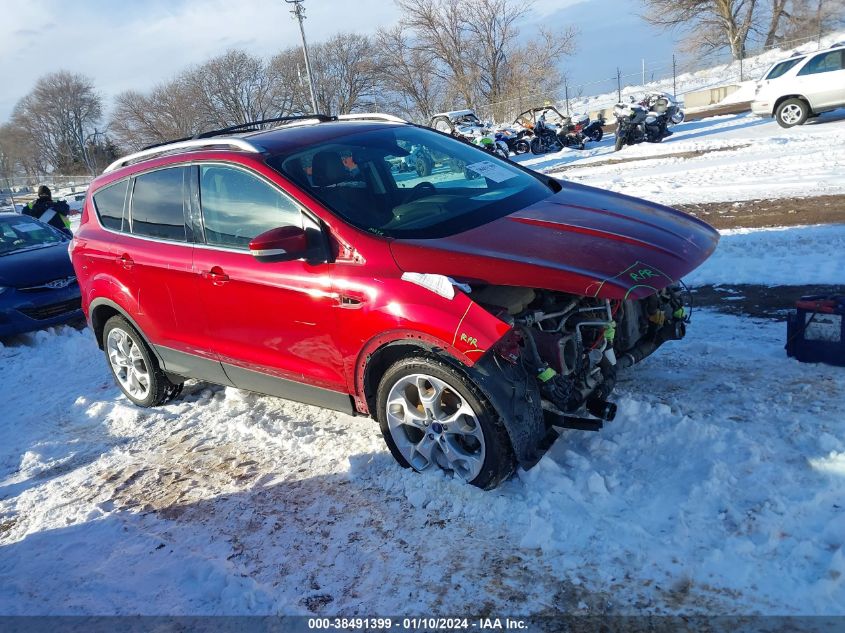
xmin=192 ymin=163 xmax=348 ymax=407
xmin=796 ymin=49 xmax=845 ymax=110
xmin=126 ymin=166 xmax=226 ymax=383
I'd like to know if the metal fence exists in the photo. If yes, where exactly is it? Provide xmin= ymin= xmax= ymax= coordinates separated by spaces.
xmin=477 ymin=31 xmax=837 ymax=125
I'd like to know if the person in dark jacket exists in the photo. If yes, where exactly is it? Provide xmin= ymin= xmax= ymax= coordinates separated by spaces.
xmin=22 ymin=185 xmax=72 ymax=236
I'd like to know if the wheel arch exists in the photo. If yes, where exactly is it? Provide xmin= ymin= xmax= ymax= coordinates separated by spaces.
xmin=358 ymin=335 xmax=548 ymax=469
xmin=357 ymin=333 xmax=470 ymax=416
xmin=89 ymin=298 xmax=164 ymax=367
xmin=773 ymin=94 xmax=812 ymax=115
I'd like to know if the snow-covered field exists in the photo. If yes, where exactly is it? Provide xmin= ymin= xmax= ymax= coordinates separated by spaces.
xmin=1 ymin=110 xmax=844 ymax=617
xmin=516 ymin=109 xmax=845 ymax=206
xmin=564 ymin=30 xmax=845 ymax=117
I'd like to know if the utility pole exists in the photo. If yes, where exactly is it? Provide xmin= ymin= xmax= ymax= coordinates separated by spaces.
xmin=285 ymin=0 xmax=319 ymax=114
xmin=616 ymin=67 xmax=622 ymax=103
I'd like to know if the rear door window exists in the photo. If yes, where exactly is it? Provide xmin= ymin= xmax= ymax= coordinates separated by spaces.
xmin=92 ymin=180 xmax=128 ymax=231
xmin=130 ymin=167 xmax=187 ymax=241
xmin=199 ymin=165 xmax=302 ymax=250
xmin=797 ymin=50 xmax=844 ymax=75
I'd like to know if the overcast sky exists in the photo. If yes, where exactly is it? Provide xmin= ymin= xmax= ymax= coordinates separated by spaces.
xmin=0 ymin=0 xmax=681 ymax=121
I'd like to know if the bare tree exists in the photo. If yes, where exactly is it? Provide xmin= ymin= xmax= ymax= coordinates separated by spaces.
xmin=110 ymin=77 xmax=208 ymax=151
xmin=395 ymin=0 xmax=576 ymax=116
xmin=776 ymin=0 xmax=845 ymax=42
xmin=374 ymin=25 xmax=448 ymax=121
xmin=11 ymin=71 xmax=103 ymax=174
xmin=308 ymin=33 xmax=380 ymax=115
xmin=267 ymin=48 xmax=313 ymax=116
xmin=642 ymin=0 xmax=759 ymax=59
xmin=183 ymin=50 xmax=279 ymax=127
xmin=763 ymin=0 xmax=791 ymax=46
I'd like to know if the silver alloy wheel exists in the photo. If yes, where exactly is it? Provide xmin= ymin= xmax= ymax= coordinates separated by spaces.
xmin=780 ymin=103 xmax=804 ymax=125
xmin=107 ymin=327 xmax=151 ymax=400
xmin=385 ymin=373 xmax=486 ymax=481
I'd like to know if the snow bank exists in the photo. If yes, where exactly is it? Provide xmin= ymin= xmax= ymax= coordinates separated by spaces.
xmin=518 ymin=110 xmax=845 ymax=206
xmin=686 ymin=224 xmax=845 ymax=287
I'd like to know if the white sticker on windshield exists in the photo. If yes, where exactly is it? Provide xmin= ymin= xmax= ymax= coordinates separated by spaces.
xmin=463 ymin=160 xmax=517 ymax=183
xmin=15 ymin=223 xmax=43 ymax=233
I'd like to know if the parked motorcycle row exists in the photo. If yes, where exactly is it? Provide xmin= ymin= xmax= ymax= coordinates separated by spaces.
xmin=425 ymin=91 xmax=685 ymax=158
xmin=428 ymin=107 xmax=606 ymax=158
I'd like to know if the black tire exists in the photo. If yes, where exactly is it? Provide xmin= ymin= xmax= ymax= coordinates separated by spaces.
xmin=102 ymin=315 xmax=183 ymax=408
xmin=375 ymin=355 xmax=516 ymax=490
xmin=415 ymin=156 xmax=432 ymax=177
xmin=593 ymin=129 xmax=603 ymax=142
xmin=530 ymin=138 xmax=544 ymax=155
xmin=514 ymin=139 xmax=530 ymax=154
xmin=614 ymin=133 xmax=625 ymax=152
xmin=775 ymin=98 xmax=809 ymax=128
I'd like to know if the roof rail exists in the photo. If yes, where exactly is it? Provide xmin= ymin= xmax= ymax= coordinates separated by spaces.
xmin=336 ymin=113 xmax=408 ymax=124
xmin=193 ymin=114 xmax=335 ymax=139
xmin=104 ymin=138 xmax=262 ymax=174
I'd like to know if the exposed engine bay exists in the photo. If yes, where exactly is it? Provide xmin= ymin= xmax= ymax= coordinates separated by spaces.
xmin=473 ymin=284 xmax=689 ymax=427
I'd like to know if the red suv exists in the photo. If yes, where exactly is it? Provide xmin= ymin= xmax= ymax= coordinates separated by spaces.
xmin=71 ymin=114 xmax=718 ymax=489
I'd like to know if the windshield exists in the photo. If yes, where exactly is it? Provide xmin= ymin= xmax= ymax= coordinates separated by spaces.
xmin=267 ymin=126 xmax=554 ymax=239
xmin=764 ymin=57 xmax=804 ymax=80
xmin=0 ymin=216 xmax=64 ymax=256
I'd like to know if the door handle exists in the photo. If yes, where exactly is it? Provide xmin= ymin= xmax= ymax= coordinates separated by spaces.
xmin=202 ymin=267 xmax=230 ymax=285
xmin=117 ymin=254 xmax=134 ymax=270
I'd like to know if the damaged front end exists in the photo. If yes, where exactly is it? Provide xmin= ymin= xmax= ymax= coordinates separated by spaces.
xmin=469 ymin=283 xmax=690 ymax=464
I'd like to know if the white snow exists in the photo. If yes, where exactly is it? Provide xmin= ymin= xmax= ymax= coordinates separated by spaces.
xmin=564 ymin=30 xmax=845 ymax=117
xmin=686 ymin=224 xmax=845 ymax=287
xmin=516 ymin=109 xmax=845 ymax=205
xmin=1 ymin=108 xmax=844 ymax=616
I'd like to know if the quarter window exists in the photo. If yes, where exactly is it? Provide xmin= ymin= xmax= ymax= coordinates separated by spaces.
xmin=764 ymin=57 xmax=804 ymax=80
xmin=199 ymin=165 xmax=302 ymax=249
xmin=130 ymin=168 xmax=187 ymax=241
xmin=92 ymin=180 xmax=128 ymax=231
xmin=798 ymin=50 xmax=844 ymax=76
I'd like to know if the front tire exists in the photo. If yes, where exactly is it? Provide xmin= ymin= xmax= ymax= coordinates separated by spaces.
xmin=776 ymin=98 xmax=809 ymax=128
xmin=415 ymin=156 xmax=432 ymax=177
xmin=614 ymin=133 xmax=625 ymax=151
xmin=376 ymin=356 xmax=515 ymax=490
xmin=103 ymin=315 xmax=183 ymax=407
xmin=530 ymin=138 xmax=544 ymax=155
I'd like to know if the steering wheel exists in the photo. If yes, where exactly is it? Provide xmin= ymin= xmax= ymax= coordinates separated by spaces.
xmin=405 ymin=181 xmax=435 ymax=202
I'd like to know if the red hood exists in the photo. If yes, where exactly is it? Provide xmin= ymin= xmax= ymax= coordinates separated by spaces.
xmin=389 ymin=181 xmax=719 ymax=300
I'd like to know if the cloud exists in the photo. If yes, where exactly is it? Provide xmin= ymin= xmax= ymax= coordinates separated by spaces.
xmin=0 ymin=0 xmax=402 ymax=120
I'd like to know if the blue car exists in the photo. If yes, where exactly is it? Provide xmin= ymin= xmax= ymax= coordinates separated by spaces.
xmin=0 ymin=213 xmax=82 ymax=337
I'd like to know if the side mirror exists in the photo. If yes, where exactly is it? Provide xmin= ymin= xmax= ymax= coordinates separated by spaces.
xmin=249 ymin=225 xmax=308 ymax=261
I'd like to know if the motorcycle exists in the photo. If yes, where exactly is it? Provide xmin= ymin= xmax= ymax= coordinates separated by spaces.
xmin=528 ymin=111 xmax=586 ymax=154
xmin=494 ymin=127 xmax=530 ymax=154
xmin=572 ymin=113 xmax=605 ymax=142
xmin=612 ymin=93 xmax=683 ymax=151
xmin=472 ymin=133 xmax=510 ymax=160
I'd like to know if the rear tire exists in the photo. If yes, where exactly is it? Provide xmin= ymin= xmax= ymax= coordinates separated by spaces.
xmin=776 ymin=98 xmax=809 ymax=128
xmin=376 ymin=356 xmax=515 ymax=490
xmin=102 ymin=315 xmax=183 ymax=408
